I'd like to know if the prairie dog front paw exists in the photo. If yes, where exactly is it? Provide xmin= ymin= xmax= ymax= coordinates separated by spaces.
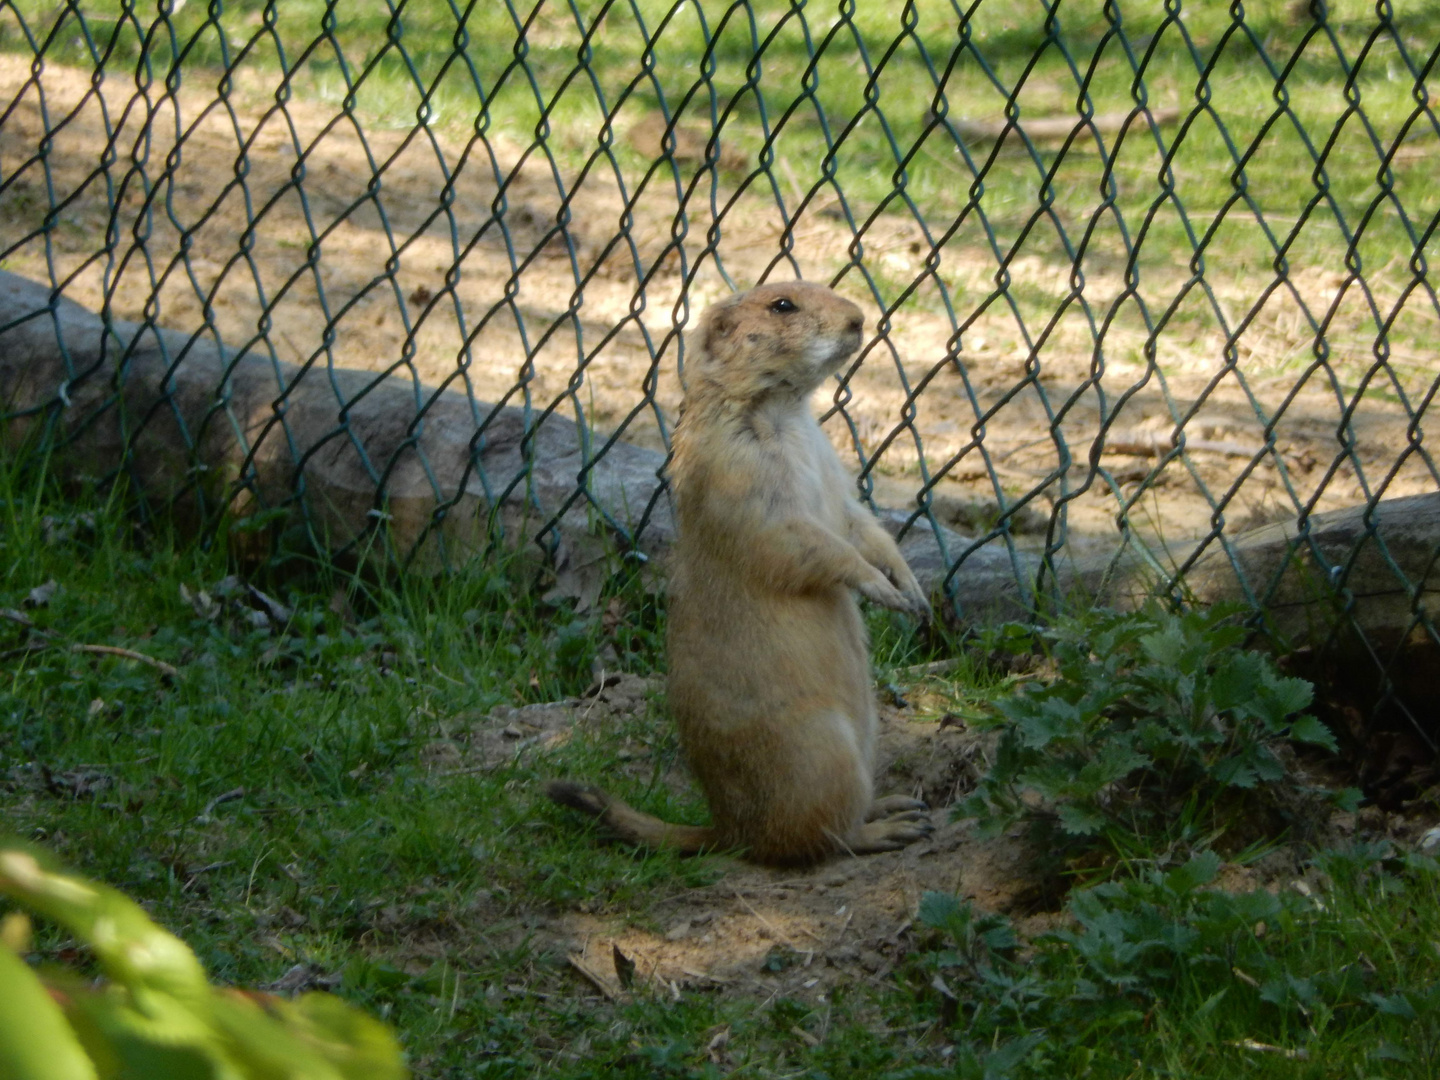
xmin=886 ymin=564 xmax=930 ymax=618
xmin=856 ymin=570 xmax=912 ymax=612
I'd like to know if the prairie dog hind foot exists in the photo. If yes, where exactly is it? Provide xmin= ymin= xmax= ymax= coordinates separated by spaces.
xmin=867 ymin=794 xmax=929 ymax=820
xmin=845 ymin=814 xmax=935 ymax=855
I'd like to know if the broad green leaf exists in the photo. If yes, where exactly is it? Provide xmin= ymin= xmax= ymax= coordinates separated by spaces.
xmin=1210 ymin=653 xmax=1261 ymax=711
xmin=1220 ymin=889 xmax=1284 ymax=926
xmin=1252 ymin=747 xmax=1287 ymax=783
xmin=207 ymin=991 xmax=354 ymax=1080
xmin=1015 ymin=696 xmax=1085 ymax=748
xmin=278 ymin=992 xmax=409 ymax=1080
xmin=1333 ymin=787 xmax=1363 ymax=813
xmin=1209 ymin=757 xmax=1258 ymax=789
xmin=0 ymin=944 xmax=98 ymax=1080
xmin=67 ymin=990 xmax=234 ymax=1080
xmin=1254 ymin=672 xmax=1315 ymax=727
xmin=1164 ymin=851 xmax=1222 ymax=894
xmin=1082 ymin=743 xmax=1150 ymax=786
xmin=1260 ymin=973 xmax=1318 ymax=1010
xmin=1366 ymin=992 xmax=1417 ymax=1020
xmin=0 ymin=840 xmax=408 ymax=1080
xmin=917 ymin=892 xmax=963 ymax=931
xmin=1288 ymin=714 xmax=1337 ymax=751
xmin=1057 ymin=803 xmax=1107 ymax=836
xmin=0 ymin=846 xmax=207 ymax=1000
xmin=1369 ymin=1041 xmax=1413 ymax=1062
xmin=981 ymin=1033 xmax=1046 ymax=1080
xmin=1139 ymin=622 xmax=1187 ymax=669
xmin=980 ymin=922 xmax=1018 ymax=952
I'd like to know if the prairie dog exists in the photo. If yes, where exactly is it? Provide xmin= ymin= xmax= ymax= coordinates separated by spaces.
xmin=549 ymin=282 xmax=932 ymax=866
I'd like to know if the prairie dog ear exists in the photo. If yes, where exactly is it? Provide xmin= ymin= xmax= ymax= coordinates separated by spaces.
xmin=702 ymin=306 xmax=737 ymax=349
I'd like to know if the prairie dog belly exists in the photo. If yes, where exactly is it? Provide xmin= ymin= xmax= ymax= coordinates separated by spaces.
xmin=667 ymin=565 xmax=871 ymax=736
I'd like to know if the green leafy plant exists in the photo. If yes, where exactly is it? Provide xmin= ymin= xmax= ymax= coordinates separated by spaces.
xmin=910 ymin=847 xmax=1440 ymax=1077
xmin=0 ymin=840 xmax=407 ymax=1080
xmin=958 ymin=604 xmax=1348 ymax=861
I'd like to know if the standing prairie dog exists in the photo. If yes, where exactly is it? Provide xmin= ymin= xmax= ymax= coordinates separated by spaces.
xmin=548 ymin=282 xmax=932 ymax=866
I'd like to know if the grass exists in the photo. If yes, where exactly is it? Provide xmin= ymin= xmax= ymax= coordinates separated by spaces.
xmin=2 ymin=0 xmax=1436 ymax=300
xmin=2 ymin=440 xmax=1439 ymax=1078
xmin=0 ymin=450 xmax=716 ymax=1068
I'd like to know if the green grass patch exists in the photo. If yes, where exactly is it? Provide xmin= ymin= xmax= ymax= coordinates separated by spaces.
xmin=911 ymin=845 xmax=1440 ymax=1078
xmin=4 ymin=0 xmax=1435 ymax=405
xmin=1 ymin=443 xmax=1437 ymax=1078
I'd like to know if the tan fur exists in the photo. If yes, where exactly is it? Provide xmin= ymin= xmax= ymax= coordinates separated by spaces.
xmin=548 ymin=282 xmax=932 ymax=866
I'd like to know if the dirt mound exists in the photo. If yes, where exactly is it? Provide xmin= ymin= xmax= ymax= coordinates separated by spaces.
xmin=421 ymin=674 xmax=1050 ymax=1004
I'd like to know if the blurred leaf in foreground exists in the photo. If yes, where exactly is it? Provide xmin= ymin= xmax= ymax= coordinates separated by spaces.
xmin=0 ymin=840 xmax=408 ymax=1080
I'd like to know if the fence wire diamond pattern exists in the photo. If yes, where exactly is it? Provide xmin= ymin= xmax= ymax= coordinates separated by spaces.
xmin=0 ymin=0 xmax=1437 ymax=758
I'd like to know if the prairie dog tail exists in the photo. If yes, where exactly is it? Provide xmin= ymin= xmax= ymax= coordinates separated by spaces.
xmin=546 ymin=781 xmax=716 ymax=854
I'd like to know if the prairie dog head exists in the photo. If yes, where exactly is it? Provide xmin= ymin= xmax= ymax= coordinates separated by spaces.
xmin=689 ymin=282 xmax=866 ymax=402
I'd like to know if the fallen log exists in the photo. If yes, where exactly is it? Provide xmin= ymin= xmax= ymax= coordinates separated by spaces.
xmin=0 ymin=270 xmax=673 ymax=607
xmin=929 ymin=494 xmax=1439 ymax=752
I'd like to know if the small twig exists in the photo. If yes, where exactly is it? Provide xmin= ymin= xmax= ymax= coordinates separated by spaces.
xmin=732 ymin=886 xmax=824 ymax=944
xmin=1228 ymin=1039 xmax=1308 ymax=1060
xmin=196 ymin=786 xmax=245 ymax=823
xmin=433 ymin=763 xmax=498 ymax=778
xmin=182 ymin=860 xmax=234 ymax=892
xmin=71 ymin=643 xmax=179 ymax=679
xmin=3 ymin=615 xmax=177 ymax=680
xmin=895 ymin=658 xmax=960 ymax=680
xmin=1 ymin=608 xmax=58 ymax=638
xmin=429 ymin=664 xmax=465 ymax=686
xmin=72 ymin=755 xmax=159 ymax=769
xmin=680 ymin=967 xmax=733 ymax=984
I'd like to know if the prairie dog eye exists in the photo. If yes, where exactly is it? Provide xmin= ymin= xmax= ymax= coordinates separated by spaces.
xmin=768 ymin=297 xmax=797 ymax=314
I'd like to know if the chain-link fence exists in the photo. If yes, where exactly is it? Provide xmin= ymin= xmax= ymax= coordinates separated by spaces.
xmin=0 ymin=2 xmax=1437 ymax=769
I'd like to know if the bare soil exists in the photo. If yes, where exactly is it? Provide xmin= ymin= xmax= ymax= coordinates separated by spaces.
xmin=412 ymin=673 xmax=1433 ymax=1008
xmin=3 ymin=53 xmax=1437 ymax=564
xmin=418 ymin=673 xmax=1052 ymax=1003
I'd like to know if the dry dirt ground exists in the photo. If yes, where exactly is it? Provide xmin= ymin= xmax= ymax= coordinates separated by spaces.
xmin=420 ymin=672 xmax=1052 ymax=1003
xmin=408 ymin=672 xmax=1429 ymax=1008
xmin=3 ymin=52 xmax=1437 ymax=566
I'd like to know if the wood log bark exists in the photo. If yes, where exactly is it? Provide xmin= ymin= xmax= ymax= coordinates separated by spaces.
xmin=932 ymin=495 xmax=1439 ymax=743
xmin=0 ymin=270 xmax=674 ymax=606
xmin=1180 ymin=494 xmax=1440 ymax=735
xmin=932 ymin=494 xmax=1439 ymax=646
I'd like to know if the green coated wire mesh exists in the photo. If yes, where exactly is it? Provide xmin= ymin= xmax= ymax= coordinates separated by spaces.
xmin=0 ymin=1 xmax=1437 ymax=758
